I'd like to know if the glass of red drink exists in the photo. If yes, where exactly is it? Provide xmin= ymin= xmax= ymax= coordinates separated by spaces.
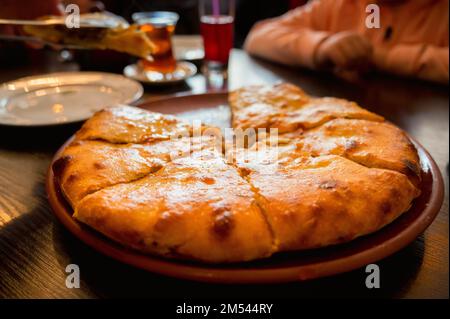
xmin=199 ymin=0 xmax=235 ymax=72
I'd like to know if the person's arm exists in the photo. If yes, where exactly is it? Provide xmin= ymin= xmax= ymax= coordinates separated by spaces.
xmin=0 ymin=0 xmax=62 ymax=19
xmin=0 ymin=0 xmax=63 ymax=49
xmin=373 ymin=44 xmax=449 ymax=84
xmin=244 ymin=0 xmax=335 ymax=68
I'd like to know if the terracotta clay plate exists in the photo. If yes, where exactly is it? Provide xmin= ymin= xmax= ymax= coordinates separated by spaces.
xmin=46 ymin=92 xmax=445 ymax=284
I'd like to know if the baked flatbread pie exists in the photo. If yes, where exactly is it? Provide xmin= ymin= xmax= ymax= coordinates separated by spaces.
xmin=229 ymin=83 xmax=384 ymax=133
xmin=52 ymin=83 xmax=422 ymax=263
xmin=231 ymin=148 xmax=419 ymax=251
xmin=229 ymin=83 xmax=309 ymax=131
xmin=75 ymin=148 xmax=275 ymax=262
xmin=24 ymin=20 xmax=155 ymax=59
xmin=52 ymin=140 xmax=164 ymax=207
xmin=76 ymin=105 xmax=193 ymax=144
xmin=293 ymin=118 xmax=421 ymax=185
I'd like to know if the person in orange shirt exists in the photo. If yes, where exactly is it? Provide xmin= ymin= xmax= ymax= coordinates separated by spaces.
xmin=244 ymin=0 xmax=449 ymax=84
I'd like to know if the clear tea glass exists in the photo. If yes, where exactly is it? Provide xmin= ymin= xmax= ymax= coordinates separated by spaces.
xmin=132 ymin=11 xmax=179 ymax=74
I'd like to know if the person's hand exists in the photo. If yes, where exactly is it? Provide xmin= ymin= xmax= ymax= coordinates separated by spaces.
xmin=0 ymin=0 xmax=63 ymax=48
xmin=0 ymin=0 xmax=63 ymax=19
xmin=315 ymin=31 xmax=373 ymax=72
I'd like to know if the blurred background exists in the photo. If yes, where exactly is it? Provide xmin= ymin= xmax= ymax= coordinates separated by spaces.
xmin=0 ymin=0 xmax=307 ymax=69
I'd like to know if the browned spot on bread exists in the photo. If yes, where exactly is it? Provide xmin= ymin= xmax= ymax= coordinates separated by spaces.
xmin=66 ymin=173 xmax=78 ymax=184
xmin=52 ymin=155 xmax=73 ymax=181
xmin=212 ymin=208 xmax=234 ymax=239
xmin=336 ymin=207 xmax=349 ymax=218
xmin=311 ymin=204 xmax=324 ymax=216
xmin=93 ymin=162 xmax=106 ymax=170
xmin=380 ymin=201 xmax=392 ymax=215
xmin=389 ymin=188 xmax=401 ymax=199
xmin=201 ymin=176 xmax=216 ymax=185
xmin=239 ymin=167 xmax=252 ymax=177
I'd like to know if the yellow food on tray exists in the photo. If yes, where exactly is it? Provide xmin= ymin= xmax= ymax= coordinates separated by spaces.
xmin=23 ymin=17 xmax=155 ymax=59
xmin=52 ymin=83 xmax=422 ymax=263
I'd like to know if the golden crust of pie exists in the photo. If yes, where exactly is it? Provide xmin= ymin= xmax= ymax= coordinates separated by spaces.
xmin=55 ymin=123 xmax=221 ymax=208
xmin=76 ymin=105 xmax=192 ymax=144
xmin=53 ymin=83 xmax=422 ymax=263
xmin=229 ymin=83 xmax=383 ymax=133
xmin=75 ymin=149 xmax=275 ymax=263
xmin=293 ymin=118 xmax=421 ymax=184
xmin=230 ymin=83 xmax=309 ymax=111
xmin=274 ymin=97 xmax=384 ymax=132
xmin=52 ymin=140 xmax=164 ymax=208
xmin=232 ymin=151 xmax=420 ymax=251
xmin=229 ymin=83 xmax=309 ymax=131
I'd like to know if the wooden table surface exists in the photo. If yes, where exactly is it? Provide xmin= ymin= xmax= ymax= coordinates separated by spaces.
xmin=0 ymin=49 xmax=448 ymax=299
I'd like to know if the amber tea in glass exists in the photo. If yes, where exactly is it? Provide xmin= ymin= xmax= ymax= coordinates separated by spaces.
xmin=132 ymin=12 xmax=179 ymax=74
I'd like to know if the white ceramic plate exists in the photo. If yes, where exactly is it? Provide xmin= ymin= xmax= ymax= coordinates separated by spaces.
xmin=0 ymin=72 xmax=143 ymax=126
xmin=123 ymin=62 xmax=197 ymax=85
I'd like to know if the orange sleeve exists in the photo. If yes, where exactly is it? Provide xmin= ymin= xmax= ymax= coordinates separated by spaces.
xmin=244 ymin=0 xmax=335 ymax=68
xmin=373 ymin=44 xmax=449 ymax=84
xmin=417 ymin=46 xmax=449 ymax=84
